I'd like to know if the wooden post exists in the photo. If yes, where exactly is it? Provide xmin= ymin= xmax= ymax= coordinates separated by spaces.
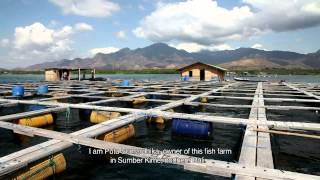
xmin=92 ymin=69 xmax=96 ymax=80
xmin=68 ymin=70 xmax=71 ymax=80
xmin=78 ymin=68 xmax=81 ymax=81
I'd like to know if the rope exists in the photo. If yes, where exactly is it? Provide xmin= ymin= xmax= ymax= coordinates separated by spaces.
xmin=25 ymin=117 xmax=31 ymax=126
xmin=77 ymin=144 xmax=82 ymax=152
xmin=113 ymin=130 xmax=117 ymax=142
xmin=49 ymin=157 xmax=56 ymax=175
xmin=21 ymin=156 xmax=56 ymax=180
xmin=108 ymin=112 xmax=112 ymax=120
xmin=44 ymin=114 xmax=48 ymax=125
xmin=65 ymin=107 xmax=71 ymax=128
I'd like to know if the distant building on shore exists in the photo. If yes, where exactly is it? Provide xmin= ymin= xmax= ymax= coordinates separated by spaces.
xmin=45 ymin=68 xmax=95 ymax=81
xmin=178 ymin=62 xmax=227 ymax=81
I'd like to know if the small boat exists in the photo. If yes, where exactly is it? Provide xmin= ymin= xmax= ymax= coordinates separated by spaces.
xmin=234 ymin=77 xmax=268 ymax=82
xmin=234 ymin=77 xmax=249 ymax=81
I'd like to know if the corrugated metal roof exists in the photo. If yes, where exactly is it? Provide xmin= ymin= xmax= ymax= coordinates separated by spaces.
xmin=177 ymin=62 xmax=227 ymax=72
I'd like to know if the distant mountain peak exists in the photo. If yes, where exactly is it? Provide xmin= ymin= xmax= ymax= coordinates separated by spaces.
xmin=237 ymin=47 xmax=254 ymax=50
xmin=235 ymin=47 xmax=264 ymax=51
xmin=25 ymin=43 xmax=320 ymax=70
xmin=147 ymin=42 xmax=170 ymax=48
xmin=115 ymin=47 xmax=131 ymax=54
xmin=119 ymin=47 xmax=130 ymax=52
xmin=142 ymin=43 xmax=177 ymax=52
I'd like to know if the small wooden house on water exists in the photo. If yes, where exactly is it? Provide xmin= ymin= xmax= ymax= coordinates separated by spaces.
xmin=45 ymin=68 xmax=95 ymax=81
xmin=178 ymin=62 xmax=227 ymax=81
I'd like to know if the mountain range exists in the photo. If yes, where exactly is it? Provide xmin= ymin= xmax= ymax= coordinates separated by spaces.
xmin=26 ymin=43 xmax=320 ymax=70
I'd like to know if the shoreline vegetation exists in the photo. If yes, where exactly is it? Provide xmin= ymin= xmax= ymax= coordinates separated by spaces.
xmin=233 ymin=68 xmax=320 ymax=75
xmin=0 ymin=68 xmax=320 ymax=75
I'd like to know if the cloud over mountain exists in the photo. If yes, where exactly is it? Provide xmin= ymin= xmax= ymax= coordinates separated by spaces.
xmin=171 ymin=43 xmax=232 ymax=53
xmin=89 ymin=47 xmax=120 ymax=55
xmin=134 ymin=0 xmax=320 ymax=46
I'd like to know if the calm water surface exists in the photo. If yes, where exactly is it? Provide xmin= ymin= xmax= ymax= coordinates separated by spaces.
xmin=0 ymin=74 xmax=319 ymax=83
xmin=0 ymin=74 xmax=180 ymax=83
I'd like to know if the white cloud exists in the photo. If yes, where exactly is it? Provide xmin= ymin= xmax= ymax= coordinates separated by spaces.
xmin=53 ymin=26 xmax=73 ymax=39
xmin=251 ymin=43 xmax=263 ymax=49
xmin=171 ymin=42 xmax=232 ymax=53
xmin=49 ymin=0 xmax=120 ymax=17
xmin=74 ymin=23 xmax=93 ymax=31
xmin=302 ymin=1 xmax=320 ymax=14
xmin=89 ymin=47 xmax=120 ymax=55
xmin=171 ymin=43 xmax=203 ymax=53
xmin=251 ymin=43 xmax=268 ymax=50
xmin=134 ymin=0 xmax=254 ymax=45
xmin=1 ymin=39 xmax=10 ymax=47
xmin=211 ymin=44 xmax=233 ymax=51
xmin=12 ymin=23 xmax=73 ymax=64
xmin=1 ymin=22 xmax=94 ymax=68
xmin=243 ymin=0 xmax=320 ymax=32
xmin=12 ymin=22 xmax=92 ymax=50
xmin=14 ymin=23 xmax=55 ymax=49
xmin=116 ymin=30 xmax=126 ymax=39
xmin=134 ymin=0 xmax=320 ymax=45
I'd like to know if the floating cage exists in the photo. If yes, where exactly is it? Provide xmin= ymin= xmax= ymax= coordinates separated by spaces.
xmin=0 ymin=80 xmax=319 ymax=179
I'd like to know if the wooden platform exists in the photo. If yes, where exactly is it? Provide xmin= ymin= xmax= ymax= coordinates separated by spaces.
xmin=0 ymin=80 xmax=319 ymax=179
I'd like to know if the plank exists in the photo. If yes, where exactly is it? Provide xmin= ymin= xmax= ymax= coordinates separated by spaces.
xmin=236 ymin=82 xmax=259 ymax=180
xmin=0 ymin=107 xmax=67 ymax=122
xmin=0 ymin=120 xmax=319 ymax=180
xmin=256 ymin=82 xmax=274 ymax=180
xmin=283 ymin=82 xmax=320 ymax=100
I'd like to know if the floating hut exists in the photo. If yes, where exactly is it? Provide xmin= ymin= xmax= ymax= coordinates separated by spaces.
xmin=45 ymin=68 xmax=95 ymax=81
xmin=178 ymin=62 xmax=227 ymax=81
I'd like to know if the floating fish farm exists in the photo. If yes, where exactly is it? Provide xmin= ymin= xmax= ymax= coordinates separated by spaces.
xmin=0 ymin=80 xmax=319 ymax=179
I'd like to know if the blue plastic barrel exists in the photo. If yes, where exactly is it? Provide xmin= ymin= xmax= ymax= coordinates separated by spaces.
xmin=37 ymin=85 xmax=49 ymax=95
xmin=12 ymin=85 xmax=24 ymax=97
xmin=172 ymin=118 xmax=213 ymax=137
xmin=181 ymin=76 xmax=189 ymax=81
xmin=27 ymin=105 xmax=46 ymax=111
xmin=83 ymin=109 xmax=92 ymax=117
xmin=121 ymin=80 xmax=130 ymax=86
xmin=79 ymin=109 xmax=92 ymax=120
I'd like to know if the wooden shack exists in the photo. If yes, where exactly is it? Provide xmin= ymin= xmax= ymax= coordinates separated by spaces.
xmin=45 ymin=68 xmax=95 ymax=81
xmin=178 ymin=62 xmax=227 ymax=81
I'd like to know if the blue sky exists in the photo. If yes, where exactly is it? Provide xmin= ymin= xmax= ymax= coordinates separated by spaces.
xmin=0 ymin=0 xmax=320 ymax=68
